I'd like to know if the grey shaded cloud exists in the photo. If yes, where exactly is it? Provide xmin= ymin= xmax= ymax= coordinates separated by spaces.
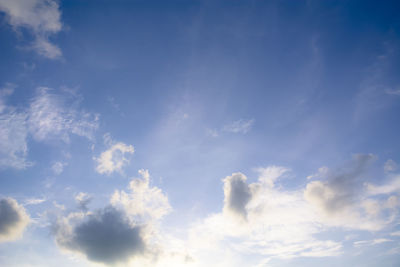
xmin=55 ymin=206 xmax=145 ymax=265
xmin=0 ymin=198 xmax=30 ymax=242
xmin=74 ymin=192 xmax=92 ymax=211
xmin=305 ymin=154 xmax=375 ymax=215
xmin=223 ymin=173 xmax=252 ymax=219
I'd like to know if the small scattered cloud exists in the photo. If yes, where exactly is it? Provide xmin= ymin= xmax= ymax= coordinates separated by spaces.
xmin=223 ymin=119 xmax=255 ymax=134
xmin=0 ymin=197 xmax=30 ymax=242
xmin=75 ymin=192 xmax=92 ymax=211
xmin=385 ymin=89 xmax=400 ymax=96
xmin=24 ymin=197 xmax=46 ymax=205
xmin=0 ymin=0 xmax=63 ymax=59
xmin=94 ymin=136 xmax=134 ymax=175
xmin=384 ymin=159 xmax=397 ymax=173
xmin=51 ymin=161 xmax=67 ymax=175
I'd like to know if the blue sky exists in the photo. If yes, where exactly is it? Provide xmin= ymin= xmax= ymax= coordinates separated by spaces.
xmin=0 ymin=0 xmax=400 ymax=266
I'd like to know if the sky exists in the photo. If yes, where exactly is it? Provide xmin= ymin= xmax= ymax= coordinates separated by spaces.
xmin=0 ymin=0 xmax=400 ymax=266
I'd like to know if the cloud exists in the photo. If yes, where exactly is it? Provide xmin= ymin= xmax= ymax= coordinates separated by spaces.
xmin=111 ymin=169 xmax=171 ymax=222
xmin=75 ymin=192 xmax=92 ymax=211
xmin=51 ymin=161 xmax=67 ymax=175
xmin=94 ymin=141 xmax=134 ymax=175
xmin=0 ymin=0 xmax=63 ymax=59
xmin=0 ymin=198 xmax=30 ymax=242
xmin=353 ymin=238 xmax=392 ymax=247
xmin=0 ymin=86 xmax=31 ymax=169
xmin=55 ymin=207 xmax=145 ymax=265
xmin=223 ymin=119 xmax=254 ymax=134
xmin=223 ymin=173 xmax=252 ymax=219
xmin=55 ymin=170 xmax=172 ymax=265
xmin=28 ymin=87 xmax=99 ymax=142
xmin=187 ymin=167 xmax=342 ymax=264
xmin=0 ymin=86 xmax=99 ymax=169
xmin=304 ymin=154 xmax=400 ymax=230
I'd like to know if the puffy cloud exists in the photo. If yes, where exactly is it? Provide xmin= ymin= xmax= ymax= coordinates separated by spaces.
xmin=28 ymin=87 xmax=99 ymax=142
xmin=94 ymin=141 xmax=135 ymax=175
xmin=187 ymin=167 xmax=342 ymax=264
xmin=0 ymin=0 xmax=63 ymax=59
xmin=223 ymin=119 xmax=254 ymax=134
xmin=0 ymin=198 xmax=30 ymax=242
xmin=111 ymin=169 xmax=171 ymax=222
xmin=55 ymin=170 xmax=172 ymax=265
xmin=223 ymin=173 xmax=252 ymax=219
xmin=55 ymin=207 xmax=145 ymax=265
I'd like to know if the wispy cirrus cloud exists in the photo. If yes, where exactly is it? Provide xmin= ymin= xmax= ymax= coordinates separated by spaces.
xmin=0 ymin=0 xmax=63 ymax=59
xmin=0 ymin=85 xmax=99 ymax=169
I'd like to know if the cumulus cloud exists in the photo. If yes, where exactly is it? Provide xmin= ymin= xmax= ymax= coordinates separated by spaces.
xmin=94 ymin=141 xmax=134 ymax=175
xmin=0 ymin=198 xmax=30 ymax=242
xmin=55 ymin=207 xmax=145 ymax=265
xmin=55 ymin=170 xmax=172 ymax=265
xmin=0 ymin=0 xmax=63 ymax=59
xmin=28 ymin=87 xmax=99 ymax=142
xmin=111 ymin=169 xmax=171 ymax=222
xmin=187 ymin=167 xmax=342 ymax=264
xmin=223 ymin=119 xmax=254 ymax=134
xmin=223 ymin=173 xmax=252 ymax=219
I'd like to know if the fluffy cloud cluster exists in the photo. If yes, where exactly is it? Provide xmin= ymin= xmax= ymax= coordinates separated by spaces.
xmin=0 ymin=198 xmax=30 ymax=242
xmin=55 ymin=170 xmax=172 ymax=265
xmin=185 ymin=157 xmax=400 ymax=266
xmin=0 ymin=86 xmax=99 ymax=169
xmin=0 ymin=0 xmax=63 ymax=58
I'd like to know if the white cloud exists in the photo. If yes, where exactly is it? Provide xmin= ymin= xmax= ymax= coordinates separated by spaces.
xmin=353 ymin=238 xmax=392 ymax=247
xmin=0 ymin=197 xmax=30 ymax=242
xmin=187 ymin=167 xmax=342 ymax=264
xmin=24 ymin=197 xmax=46 ymax=205
xmin=94 ymin=141 xmax=134 ymax=175
xmin=223 ymin=119 xmax=254 ymax=134
xmin=366 ymin=175 xmax=400 ymax=196
xmin=0 ymin=0 xmax=63 ymax=59
xmin=111 ymin=169 xmax=171 ymax=222
xmin=28 ymin=87 xmax=99 ymax=142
